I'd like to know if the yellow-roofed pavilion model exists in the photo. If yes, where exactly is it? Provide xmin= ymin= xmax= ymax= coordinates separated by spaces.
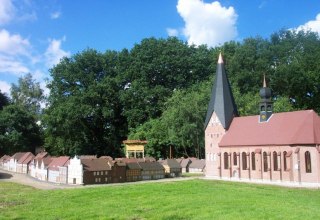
xmin=123 ymin=140 xmax=147 ymax=158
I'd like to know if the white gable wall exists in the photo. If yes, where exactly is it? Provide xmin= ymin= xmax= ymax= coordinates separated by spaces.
xmin=67 ymin=156 xmax=83 ymax=184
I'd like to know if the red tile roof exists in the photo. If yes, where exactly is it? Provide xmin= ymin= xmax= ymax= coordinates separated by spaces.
xmin=81 ymin=158 xmax=112 ymax=171
xmin=48 ymin=156 xmax=70 ymax=170
xmin=189 ymin=160 xmax=206 ymax=169
xmin=11 ymin=152 xmax=28 ymax=161
xmin=138 ymin=161 xmax=164 ymax=171
xmin=34 ymin=152 xmax=48 ymax=160
xmin=159 ymin=159 xmax=182 ymax=169
xmin=0 ymin=155 xmax=10 ymax=163
xmin=180 ymin=158 xmax=191 ymax=168
xmin=39 ymin=157 xmax=54 ymax=168
xmin=17 ymin=152 xmax=35 ymax=164
xmin=220 ymin=110 xmax=320 ymax=147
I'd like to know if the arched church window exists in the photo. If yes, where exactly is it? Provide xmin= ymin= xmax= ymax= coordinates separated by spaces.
xmin=283 ymin=151 xmax=287 ymax=171
xmin=261 ymin=106 xmax=265 ymax=112
xmin=224 ymin=152 xmax=229 ymax=169
xmin=305 ymin=151 xmax=312 ymax=173
xmin=242 ymin=152 xmax=247 ymax=170
xmin=233 ymin=152 xmax=237 ymax=166
xmin=263 ymin=152 xmax=268 ymax=172
xmin=251 ymin=152 xmax=256 ymax=170
xmin=273 ymin=151 xmax=278 ymax=171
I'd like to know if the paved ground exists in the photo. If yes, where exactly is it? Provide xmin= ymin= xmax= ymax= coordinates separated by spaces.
xmin=0 ymin=169 xmax=201 ymax=190
xmin=0 ymin=169 xmax=79 ymax=190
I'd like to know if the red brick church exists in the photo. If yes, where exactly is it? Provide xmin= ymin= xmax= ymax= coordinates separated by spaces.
xmin=205 ymin=53 xmax=320 ymax=186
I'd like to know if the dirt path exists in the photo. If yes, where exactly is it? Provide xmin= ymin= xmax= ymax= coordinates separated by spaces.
xmin=0 ymin=169 xmax=201 ymax=190
xmin=0 ymin=169 xmax=79 ymax=190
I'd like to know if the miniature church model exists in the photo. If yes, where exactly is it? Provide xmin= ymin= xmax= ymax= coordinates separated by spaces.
xmin=205 ymin=53 xmax=320 ymax=186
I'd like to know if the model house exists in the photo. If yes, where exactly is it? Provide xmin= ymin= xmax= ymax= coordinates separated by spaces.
xmin=67 ymin=156 xmax=83 ymax=184
xmin=37 ymin=157 xmax=53 ymax=181
xmin=48 ymin=156 xmax=70 ymax=184
xmin=8 ymin=152 xmax=28 ymax=172
xmin=159 ymin=159 xmax=182 ymax=177
xmin=16 ymin=152 xmax=35 ymax=174
xmin=138 ymin=161 xmax=165 ymax=180
xmin=205 ymin=53 xmax=320 ymax=186
xmin=81 ymin=158 xmax=112 ymax=185
xmin=0 ymin=155 xmax=10 ymax=170
xmin=117 ymin=158 xmax=142 ymax=182
xmin=29 ymin=152 xmax=49 ymax=178
xmin=189 ymin=159 xmax=206 ymax=173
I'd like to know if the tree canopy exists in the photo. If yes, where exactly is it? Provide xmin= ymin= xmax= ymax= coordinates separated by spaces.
xmin=0 ymin=74 xmax=43 ymax=155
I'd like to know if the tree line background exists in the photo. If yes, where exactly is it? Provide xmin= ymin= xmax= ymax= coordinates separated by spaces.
xmin=1 ymin=29 xmax=319 ymax=159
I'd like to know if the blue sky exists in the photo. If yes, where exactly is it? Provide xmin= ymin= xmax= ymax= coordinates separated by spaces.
xmin=1 ymin=0 xmax=320 ymax=95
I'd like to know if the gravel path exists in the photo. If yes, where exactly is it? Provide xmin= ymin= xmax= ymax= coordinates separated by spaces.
xmin=0 ymin=169 xmax=79 ymax=190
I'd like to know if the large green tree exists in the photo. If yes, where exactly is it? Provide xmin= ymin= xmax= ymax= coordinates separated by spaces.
xmin=0 ymin=104 xmax=43 ymax=155
xmin=44 ymin=49 xmax=127 ymax=156
xmin=11 ymin=73 xmax=44 ymax=116
xmin=0 ymin=90 xmax=10 ymax=110
xmin=129 ymin=80 xmax=211 ymax=159
xmin=0 ymin=74 xmax=44 ymax=155
xmin=120 ymin=37 xmax=214 ymax=129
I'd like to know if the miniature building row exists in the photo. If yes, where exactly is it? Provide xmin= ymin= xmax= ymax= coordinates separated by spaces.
xmin=0 ymin=152 xmax=182 ymax=185
xmin=176 ymin=157 xmax=206 ymax=173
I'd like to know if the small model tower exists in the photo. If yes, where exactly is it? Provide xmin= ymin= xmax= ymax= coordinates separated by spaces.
xmin=259 ymin=75 xmax=273 ymax=122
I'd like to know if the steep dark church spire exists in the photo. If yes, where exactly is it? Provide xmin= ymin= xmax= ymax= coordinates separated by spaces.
xmin=259 ymin=75 xmax=273 ymax=122
xmin=204 ymin=53 xmax=238 ymax=129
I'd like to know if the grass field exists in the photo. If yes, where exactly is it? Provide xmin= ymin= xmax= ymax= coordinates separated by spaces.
xmin=1 ymin=179 xmax=320 ymax=220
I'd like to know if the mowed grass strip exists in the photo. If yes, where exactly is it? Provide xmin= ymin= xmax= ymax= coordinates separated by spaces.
xmin=1 ymin=179 xmax=320 ymax=220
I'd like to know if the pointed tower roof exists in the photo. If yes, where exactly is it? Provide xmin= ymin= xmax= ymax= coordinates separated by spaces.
xmin=204 ymin=53 xmax=238 ymax=129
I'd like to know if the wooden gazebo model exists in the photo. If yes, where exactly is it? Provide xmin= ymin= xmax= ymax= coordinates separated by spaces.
xmin=123 ymin=140 xmax=148 ymax=158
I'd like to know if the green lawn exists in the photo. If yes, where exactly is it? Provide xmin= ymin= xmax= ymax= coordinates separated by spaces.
xmin=1 ymin=179 xmax=320 ymax=220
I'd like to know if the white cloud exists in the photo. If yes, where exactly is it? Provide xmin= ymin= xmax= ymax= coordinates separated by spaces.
xmin=0 ymin=29 xmax=30 ymax=56
xmin=296 ymin=13 xmax=320 ymax=34
xmin=0 ymin=29 xmax=31 ymax=75
xmin=177 ymin=0 xmax=238 ymax=47
xmin=45 ymin=36 xmax=70 ymax=68
xmin=0 ymin=0 xmax=15 ymax=25
xmin=50 ymin=11 xmax=61 ymax=19
xmin=0 ymin=80 xmax=11 ymax=95
xmin=166 ymin=28 xmax=179 ymax=37
xmin=0 ymin=54 xmax=29 ymax=75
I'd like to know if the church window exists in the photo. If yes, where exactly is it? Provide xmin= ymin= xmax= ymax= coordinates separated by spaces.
xmin=263 ymin=152 xmax=268 ymax=172
xmin=273 ymin=151 xmax=278 ymax=171
xmin=224 ymin=152 xmax=229 ymax=169
xmin=283 ymin=151 xmax=287 ymax=171
xmin=242 ymin=152 xmax=247 ymax=170
xmin=251 ymin=152 xmax=256 ymax=170
xmin=233 ymin=152 xmax=237 ymax=166
xmin=305 ymin=151 xmax=312 ymax=173
xmin=261 ymin=106 xmax=265 ymax=112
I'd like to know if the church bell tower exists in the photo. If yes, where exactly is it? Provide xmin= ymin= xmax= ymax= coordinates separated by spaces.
xmin=259 ymin=75 xmax=273 ymax=122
